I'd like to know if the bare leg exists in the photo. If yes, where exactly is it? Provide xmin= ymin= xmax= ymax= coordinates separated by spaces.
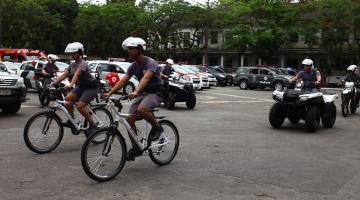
xmin=77 ymin=101 xmax=93 ymax=125
xmin=137 ymin=106 xmax=158 ymax=127
xmin=65 ymin=92 xmax=78 ymax=117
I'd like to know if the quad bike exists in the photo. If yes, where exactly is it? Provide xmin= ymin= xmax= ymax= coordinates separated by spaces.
xmin=269 ymin=82 xmax=338 ymax=132
xmin=341 ymin=81 xmax=360 ymax=117
xmin=164 ymin=74 xmax=196 ymax=110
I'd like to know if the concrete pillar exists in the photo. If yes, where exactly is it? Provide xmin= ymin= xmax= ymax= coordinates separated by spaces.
xmin=258 ymin=57 xmax=262 ymax=65
xmin=221 ymin=54 xmax=225 ymax=67
xmin=241 ymin=55 xmax=244 ymax=67
xmin=281 ymin=55 xmax=285 ymax=68
xmin=202 ymin=55 xmax=206 ymax=65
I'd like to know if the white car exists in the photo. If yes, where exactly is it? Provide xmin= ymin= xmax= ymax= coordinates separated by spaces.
xmin=172 ymin=65 xmax=207 ymax=89
xmin=0 ymin=62 xmax=21 ymax=75
xmin=17 ymin=60 xmax=69 ymax=90
xmin=88 ymin=60 xmax=139 ymax=95
xmin=182 ymin=65 xmax=216 ymax=88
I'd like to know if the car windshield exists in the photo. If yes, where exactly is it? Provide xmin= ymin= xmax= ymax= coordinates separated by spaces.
xmin=184 ymin=65 xmax=200 ymax=72
xmin=172 ymin=65 xmax=189 ymax=74
xmin=4 ymin=62 xmax=20 ymax=70
xmin=199 ymin=67 xmax=215 ymax=73
xmin=213 ymin=67 xmax=225 ymax=73
xmin=55 ymin=62 xmax=69 ymax=72
xmin=236 ymin=68 xmax=247 ymax=73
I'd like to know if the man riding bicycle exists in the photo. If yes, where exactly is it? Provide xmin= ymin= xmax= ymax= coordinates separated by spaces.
xmin=105 ymin=37 xmax=164 ymax=161
xmin=49 ymin=42 xmax=99 ymax=135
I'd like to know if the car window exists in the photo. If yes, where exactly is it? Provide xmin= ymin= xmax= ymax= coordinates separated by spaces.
xmin=261 ymin=69 xmax=272 ymax=75
xmin=55 ymin=62 xmax=69 ymax=72
xmin=88 ymin=63 xmax=97 ymax=71
xmin=249 ymin=69 xmax=259 ymax=74
xmin=25 ymin=62 xmax=35 ymax=70
xmin=98 ymin=64 xmax=109 ymax=72
xmin=236 ymin=68 xmax=247 ymax=73
xmin=116 ymin=66 xmax=125 ymax=73
xmin=213 ymin=68 xmax=225 ymax=73
xmin=20 ymin=63 xmax=26 ymax=70
xmin=108 ymin=65 xmax=118 ymax=73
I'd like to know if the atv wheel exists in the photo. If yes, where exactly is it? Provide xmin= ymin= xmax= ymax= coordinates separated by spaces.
xmin=186 ymin=93 xmax=196 ymax=109
xmin=322 ymin=103 xmax=336 ymax=128
xmin=269 ymin=103 xmax=285 ymax=128
xmin=305 ymin=106 xmax=320 ymax=132
xmin=341 ymin=97 xmax=350 ymax=117
xmin=288 ymin=117 xmax=300 ymax=124
xmin=166 ymin=92 xmax=176 ymax=110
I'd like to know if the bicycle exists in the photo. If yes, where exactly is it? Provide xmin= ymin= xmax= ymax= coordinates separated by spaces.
xmin=81 ymin=95 xmax=179 ymax=182
xmin=23 ymin=87 xmax=114 ymax=154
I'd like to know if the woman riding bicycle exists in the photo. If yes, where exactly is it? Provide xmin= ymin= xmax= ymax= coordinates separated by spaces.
xmin=49 ymin=42 xmax=99 ymax=135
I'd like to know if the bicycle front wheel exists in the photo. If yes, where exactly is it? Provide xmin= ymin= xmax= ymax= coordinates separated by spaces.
xmin=24 ymin=111 xmax=64 ymax=154
xmin=81 ymin=128 xmax=127 ymax=182
xmin=149 ymin=120 xmax=179 ymax=166
xmin=91 ymin=107 xmax=113 ymax=144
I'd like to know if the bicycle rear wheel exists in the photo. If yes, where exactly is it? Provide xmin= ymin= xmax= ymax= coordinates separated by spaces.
xmin=149 ymin=120 xmax=179 ymax=166
xmin=81 ymin=128 xmax=127 ymax=182
xmin=24 ymin=111 xmax=64 ymax=154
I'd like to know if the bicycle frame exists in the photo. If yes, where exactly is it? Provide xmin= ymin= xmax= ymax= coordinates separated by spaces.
xmin=106 ymin=99 xmax=168 ymax=152
xmin=49 ymin=91 xmax=109 ymax=132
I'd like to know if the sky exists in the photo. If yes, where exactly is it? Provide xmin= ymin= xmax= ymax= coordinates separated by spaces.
xmin=77 ymin=0 xmax=217 ymax=5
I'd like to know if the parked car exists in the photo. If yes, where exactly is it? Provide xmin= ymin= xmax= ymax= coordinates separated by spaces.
xmin=233 ymin=66 xmax=294 ymax=90
xmin=88 ymin=60 xmax=139 ymax=95
xmin=172 ymin=65 xmax=203 ymax=90
xmin=0 ymin=62 xmax=19 ymax=75
xmin=17 ymin=60 xmax=69 ymax=90
xmin=182 ymin=65 xmax=217 ymax=87
xmin=0 ymin=64 xmax=27 ymax=114
xmin=208 ymin=66 xmax=233 ymax=87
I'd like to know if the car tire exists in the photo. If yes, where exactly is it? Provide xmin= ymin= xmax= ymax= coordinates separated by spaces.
xmin=239 ymin=80 xmax=248 ymax=90
xmin=273 ymin=81 xmax=284 ymax=90
xmin=269 ymin=103 xmax=285 ymax=128
xmin=2 ymin=101 xmax=21 ymax=114
xmin=186 ymin=93 xmax=196 ymax=109
xmin=123 ymin=82 xmax=135 ymax=95
xmin=305 ymin=106 xmax=320 ymax=132
xmin=322 ymin=103 xmax=336 ymax=128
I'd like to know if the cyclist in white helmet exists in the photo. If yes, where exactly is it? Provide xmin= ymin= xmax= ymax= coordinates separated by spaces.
xmin=105 ymin=37 xmax=164 ymax=161
xmin=50 ymin=42 xmax=99 ymax=135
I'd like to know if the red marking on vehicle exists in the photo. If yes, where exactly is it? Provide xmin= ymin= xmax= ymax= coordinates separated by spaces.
xmin=106 ymin=72 xmax=121 ymax=87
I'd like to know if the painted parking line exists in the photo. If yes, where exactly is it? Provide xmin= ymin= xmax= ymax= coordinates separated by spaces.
xmin=200 ymin=91 xmax=273 ymax=102
xmin=21 ymin=105 xmax=40 ymax=108
xmin=200 ymin=100 xmax=269 ymax=104
xmin=197 ymin=95 xmax=216 ymax=100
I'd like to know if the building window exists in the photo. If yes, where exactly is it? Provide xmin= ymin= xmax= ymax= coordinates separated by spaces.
xmin=210 ymin=31 xmax=218 ymax=44
xmin=183 ymin=32 xmax=190 ymax=48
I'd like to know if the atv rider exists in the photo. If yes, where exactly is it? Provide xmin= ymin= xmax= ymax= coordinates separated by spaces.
xmin=342 ymin=64 xmax=360 ymax=105
xmin=42 ymin=54 xmax=59 ymax=88
xmin=49 ymin=42 xmax=99 ymax=135
xmin=105 ymin=37 xmax=164 ymax=161
xmin=289 ymin=58 xmax=321 ymax=90
xmin=160 ymin=59 xmax=175 ymax=102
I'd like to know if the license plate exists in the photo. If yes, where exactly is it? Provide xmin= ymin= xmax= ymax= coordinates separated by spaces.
xmin=0 ymin=90 xmax=11 ymax=96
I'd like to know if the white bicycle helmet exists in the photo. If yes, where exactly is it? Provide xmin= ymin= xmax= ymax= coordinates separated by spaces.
xmin=347 ymin=65 xmax=357 ymax=71
xmin=64 ymin=42 xmax=84 ymax=53
xmin=47 ymin=54 xmax=59 ymax=61
xmin=301 ymin=58 xmax=313 ymax=66
xmin=122 ymin=37 xmax=147 ymax=51
xmin=166 ymin=59 xmax=174 ymax=65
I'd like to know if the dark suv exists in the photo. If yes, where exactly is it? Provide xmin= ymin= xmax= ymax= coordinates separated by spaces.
xmin=233 ymin=67 xmax=294 ymax=90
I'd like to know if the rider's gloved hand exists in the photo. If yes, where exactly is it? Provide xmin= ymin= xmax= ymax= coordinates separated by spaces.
xmin=315 ymin=80 xmax=320 ymax=85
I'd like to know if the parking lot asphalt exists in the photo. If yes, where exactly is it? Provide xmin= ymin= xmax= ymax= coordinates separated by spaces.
xmin=1 ymin=86 xmax=360 ymax=200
